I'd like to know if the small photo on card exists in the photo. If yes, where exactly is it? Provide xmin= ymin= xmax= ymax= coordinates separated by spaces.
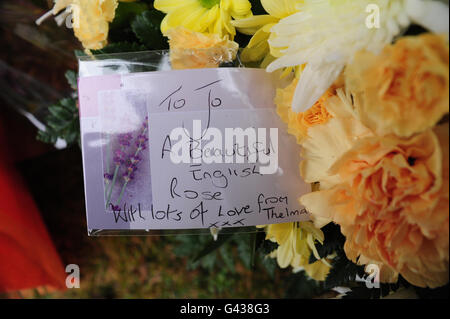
xmin=99 ymin=91 xmax=152 ymax=215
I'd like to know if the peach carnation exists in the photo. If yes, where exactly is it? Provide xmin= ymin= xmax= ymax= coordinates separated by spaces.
xmin=275 ymin=78 xmax=335 ymax=144
xmin=53 ymin=0 xmax=119 ymax=51
xmin=299 ymin=90 xmax=374 ymax=196
xmin=166 ymin=27 xmax=238 ymax=69
xmin=345 ymin=33 xmax=449 ymax=137
xmin=300 ymin=123 xmax=449 ymax=288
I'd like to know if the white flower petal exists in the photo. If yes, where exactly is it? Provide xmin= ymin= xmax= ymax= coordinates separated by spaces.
xmin=291 ymin=63 xmax=344 ymax=112
xmin=266 ymin=0 xmax=424 ymax=112
xmin=406 ymin=0 xmax=450 ymax=34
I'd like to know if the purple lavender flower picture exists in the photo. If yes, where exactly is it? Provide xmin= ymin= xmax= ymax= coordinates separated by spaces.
xmin=99 ymin=91 xmax=152 ymax=213
xmin=104 ymin=118 xmax=149 ymax=210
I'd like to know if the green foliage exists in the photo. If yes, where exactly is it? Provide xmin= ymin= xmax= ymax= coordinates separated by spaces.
xmin=309 ymin=223 xmax=345 ymax=263
xmin=259 ymin=235 xmax=278 ymax=255
xmin=302 ymin=222 xmax=449 ymax=299
xmin=38 ymin=70 xmax=80 ymax=147
xmin=172 ymin=228 xmax=292 ymax=296
xmin=324 ymin=250 xmax=365 ymax=290
xmin=174 ymin=229 xmax=257 ymax=271
xmin=108 ymin=2 xmax=150 ymax=44
xmin=131 ymin=10 xmax=168 ymax=50
xmin=193 ymin=231 xmax=235 ymax=263
xmin=174 ymin=228 xmax=281 ymax=279
xmin=303 ymin=223 xmax=369 ymax=295
xmin=111 ymin=1 xmax=149 ymax=30
xmin=258 ymin=253 xmax=277 ymax=279
xmin=37 ymin=97 xmax=80 ymax=146
xmin=284 ymin=271 xmax=325 ymax=299
xmin=65 ymin=70 xmax=78 ymax=90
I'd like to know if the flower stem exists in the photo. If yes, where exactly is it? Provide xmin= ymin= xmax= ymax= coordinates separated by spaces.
xmin=115 ymin=181 xmax=129 ymax=207
xmin=105 ymin=165 xmax=119 ymax=209
xmin=114 ymin=127 xmax=148 ymax=207
xmin=105 ymin=137 xmax=111 ymax=175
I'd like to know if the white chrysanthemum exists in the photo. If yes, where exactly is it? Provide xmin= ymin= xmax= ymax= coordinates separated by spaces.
xmin=266 ymin=0 xmax=450 ymax=112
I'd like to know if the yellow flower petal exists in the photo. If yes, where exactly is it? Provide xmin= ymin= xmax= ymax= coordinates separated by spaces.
xmin=247 ymin=27 xmax=270 ymax=48
xmin=266 ymin=223 xmax=293 ymax=245
xmin=229 ymin=0 xmax=252 ymax=17
xmin=154 ymin=0 xmax=197 ymax=13
xmin=241 ymin=40 xmax=269 ymax=62
xmin=156 ymin=0 xmax=251 ymax=39
xmin=231 ymin=15 xmax=278 ymax=29
xmin=277 ymin=238 xmax=294 ymax=268
xmin=260 ymin=53 xmax=276 ymax=68
xmin=164 ymin=5 xmax=207 ymax=33
xmin=261 ymin=0 xmax=303 ymax=19
xmin=303 ymin=259 xmax=331 ymax=281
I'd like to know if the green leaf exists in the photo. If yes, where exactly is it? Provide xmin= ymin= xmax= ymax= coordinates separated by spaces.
xmin=310 ymin=223 xmax=346 ymax=263
xmin=65 ymin=70 xmax=78 ymax=90
xmin=37 ymin=129 xmax=57 ymax=145
xmin=110 ymin=1 xmax=149 ymax=30
xmin=219 ymin=245 xmax=235 ymax=273
xmin=259 ymin=254 xmax=277 ymax=279
xmin=197 ymin=253 xmax=217 ymax=271
xmin=324 ymin=250 xmax=365 ymax=290
xmin=48 ymin=105 xmax=73 ymax=121
xmin=37 ymin=97 xmax=80 ymax=147
xmin=259 ymin=238 xmax=278 ymax=255
xmin=74 ymin=49 xmax=87 ymax=58
xmin=59 ymin=97 xmax=77 ymax=110
xmin=236 ymin=234 xmax=252 ymax=269
xmin=284 ymin=271 xmax=325 ymax=299
xmin=249 ymin=228 xmax=266 ymax=269
xmin=131 ymin=10 xmax=168 ymax=50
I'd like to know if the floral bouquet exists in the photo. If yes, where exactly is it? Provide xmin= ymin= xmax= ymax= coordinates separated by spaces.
xmin=37 ymin=0 xmax=449 ymax=297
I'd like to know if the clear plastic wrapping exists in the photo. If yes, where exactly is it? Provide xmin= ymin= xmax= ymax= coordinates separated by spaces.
xmin=78 ymin=50 xmax=310 ymax=236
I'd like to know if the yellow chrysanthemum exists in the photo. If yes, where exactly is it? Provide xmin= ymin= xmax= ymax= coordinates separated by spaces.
xmin=154 ymin=0 xmax=252 ymax=39
xmin=265 ymin=222 xmax=331 ymax=281
xmin=231 ymin=0 xmax=303 ymax=66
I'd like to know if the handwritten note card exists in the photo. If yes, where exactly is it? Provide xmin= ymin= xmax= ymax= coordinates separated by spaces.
xmin=79 ymin=68 xmax=310 ymax=231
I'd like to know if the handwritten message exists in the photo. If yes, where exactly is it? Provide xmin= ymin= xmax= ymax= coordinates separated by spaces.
xmin=93 ymin=68 xmax=311 ymax=229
